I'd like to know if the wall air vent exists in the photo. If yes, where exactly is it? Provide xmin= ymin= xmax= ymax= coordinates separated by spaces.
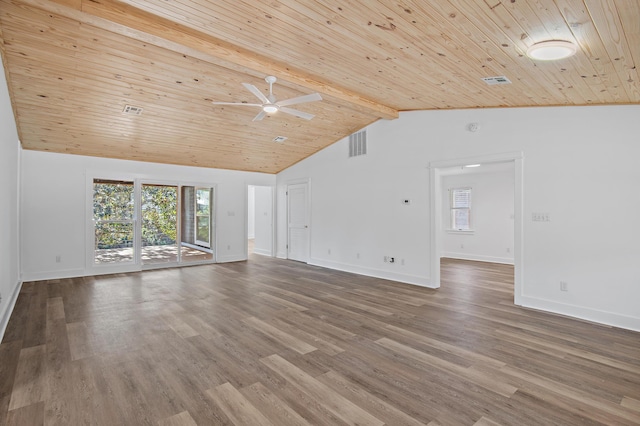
xmin=349 ymin=129 xmax=367 ymax=158
xmin=272 ymin=136 xmax=288 ymax=143
xmin=123 ymin=105 xmax=144 ymax=115
xmin=481 ymin=76 xmax=512 ymax=85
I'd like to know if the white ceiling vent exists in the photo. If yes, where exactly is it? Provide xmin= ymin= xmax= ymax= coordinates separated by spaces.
xmin=272 ymin=136 xmax=288 ymax=143
xmin=481 ymin=76 xmax=512 ymax=85
xmin=349 ymin=130 xmax=367 ymax=158
xmin=123 ymin=105 xmax=144 ymax=115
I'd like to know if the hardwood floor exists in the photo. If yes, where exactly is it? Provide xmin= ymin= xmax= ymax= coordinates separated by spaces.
xmin=1 ymin=256 xmax=639 ymax=425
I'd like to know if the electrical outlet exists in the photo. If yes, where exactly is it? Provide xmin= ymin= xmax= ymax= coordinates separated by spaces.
xmin=227 ymin=245 xmax=231 ymax=250
xmin=506 ymin=248 xmax=511 ymax=253
xmin=356 ymin=253 xmax=360 ymax=259
xmin=384 ymin=256 xmax=388 ymax=262
xmin=560 ymin=281 xmax=568 ymax=292
xmin=328 ymin=248 xmax=331 ymax=255
xmin=55 ymin=255 xmax=61 ymax=263
xmin=401 ymin=259 xmax=405 ymax=265
xmin=460 ymin=244 xmax=464 ymax=249
xmin=0 ymin=292 xmax=3 ymax=304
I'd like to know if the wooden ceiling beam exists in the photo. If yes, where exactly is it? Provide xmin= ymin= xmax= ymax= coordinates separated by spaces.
xmin=15 ymin=0 xmax=399 ymax=120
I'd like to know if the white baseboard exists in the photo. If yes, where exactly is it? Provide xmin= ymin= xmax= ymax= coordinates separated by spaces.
xmin=216 ymin=254 xmax=247 ymax=263
xmin=253 ymin=248 xmax=273 ymax=257
xmin=520 ymin=295 xmax=640 ymax=332
xmin=22 ymin=268 xmax=87 ymax=282
xmin=442 ymin=252 xmax=514 ymax=265
xmin=0 ymin=279 xmax=22 ymax=342
xmin=309 ymin=257 xmax=433 ymax=288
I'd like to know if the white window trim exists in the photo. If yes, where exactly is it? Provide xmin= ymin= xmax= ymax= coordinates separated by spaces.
xmin=449 ymin=186 xmax=473 ymax=231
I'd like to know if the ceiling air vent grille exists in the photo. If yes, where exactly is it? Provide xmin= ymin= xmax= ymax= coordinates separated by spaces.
xmin=349 ymin=130 xmax=367 ymax=158
xmin=481 ymin=76 xmax=512 ymax=85
xmin=123 ymin=105 xmax=144 ymax=115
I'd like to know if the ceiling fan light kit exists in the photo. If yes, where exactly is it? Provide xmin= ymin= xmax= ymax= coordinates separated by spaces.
xmin=526 ymin=40 xmax=577 ymax=61
xmin=213 ymin=76 xmax=322 ymax=122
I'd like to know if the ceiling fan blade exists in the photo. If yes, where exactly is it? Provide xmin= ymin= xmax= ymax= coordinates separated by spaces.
xmin=252 ymin=110 xmax=267 ymax=122
xmin=212 ymin=102 xmax=262 ymax=107
xmin=242 ymin=83 xmax=270 ymax=104
xmin=280 ymin=107 xmax=315 ymax=120
xmin=277 ymin=93 xmax=322 ymax=107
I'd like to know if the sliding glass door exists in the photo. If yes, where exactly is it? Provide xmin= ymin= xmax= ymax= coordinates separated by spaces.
xmin=91 ymin=179 xmax=215 ymax=271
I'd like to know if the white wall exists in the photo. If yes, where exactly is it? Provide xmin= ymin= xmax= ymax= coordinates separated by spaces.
xmin=253 ymin=186 xmax=273 ymax=256
xmin=276 ymin=105 xmax=640 ymax=331
xmin=248 ymin=185 xmax=256 ymax=239
xmin=441 ymin=169 xmax=514 ymax=264
xmin=20 ymin=150 xmax=275 ymax=281
xmin=0 ymin=56 xmax=22 ymax=340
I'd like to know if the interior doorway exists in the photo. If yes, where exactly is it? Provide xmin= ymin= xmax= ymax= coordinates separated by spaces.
xmin=247 ymin=185 xmax=274 ymax=257
xmin=429 ymin=153 xmax=523 ymax=305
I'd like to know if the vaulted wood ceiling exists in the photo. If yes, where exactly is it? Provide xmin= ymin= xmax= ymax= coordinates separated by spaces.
xmin=1 ymin=0 xmax=638 ymax=173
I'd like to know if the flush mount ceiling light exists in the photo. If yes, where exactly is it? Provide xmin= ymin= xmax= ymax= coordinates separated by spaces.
xmin=262 ymin=104 xmax=279 ymax=114
xmin=464 ymin=164 xmax=481 ymax=168
xmin=526 ymin=40 xmax=577 ymax=61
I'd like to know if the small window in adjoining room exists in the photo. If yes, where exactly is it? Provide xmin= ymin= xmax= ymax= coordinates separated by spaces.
xmin=450 ymin=187 xmax=472 ymax=230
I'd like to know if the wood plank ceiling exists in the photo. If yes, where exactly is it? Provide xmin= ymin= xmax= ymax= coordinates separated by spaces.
xmin=0 ymin=0 xmax=638 ymax=173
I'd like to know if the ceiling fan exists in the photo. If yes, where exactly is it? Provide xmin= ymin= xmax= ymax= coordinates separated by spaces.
xmin=213 ymin=76 xmax=322 ymax=122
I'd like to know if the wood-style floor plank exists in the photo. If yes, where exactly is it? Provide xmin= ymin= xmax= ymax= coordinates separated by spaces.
xmin=260 ymin=354 xmax=385 ymax=426
xmin=8 ymin=345 xmax=46 ymax=411
xmin=5 ymin=401 xmax=44 ymax=426
xmin=157 ymin=410 xmax=198 ymax=426
xmin=207 ymin=382 xmax=273 ymax=426
xmin=240 ymin=381 xmax=312 ymax=426
xmin=0 ymin=256 xmax=639 ymax=425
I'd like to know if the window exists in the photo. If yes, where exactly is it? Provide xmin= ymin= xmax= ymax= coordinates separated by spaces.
xmin=450 ymin=187 xmax=472 ymax=230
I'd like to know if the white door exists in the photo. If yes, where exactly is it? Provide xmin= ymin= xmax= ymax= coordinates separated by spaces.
xmin=287 ymin=183 xmax=309 ymax=262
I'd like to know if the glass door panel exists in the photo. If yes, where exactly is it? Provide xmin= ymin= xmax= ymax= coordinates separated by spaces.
xmin=93 ymin=179 xmax=134 ymax=264
xmin=180 ymin=186 xmax=214 ymax=263
xmin=141 ymin=184 xmax=178 ymax=265
xmin=195 ymin=187 xmax=211 ymax=248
